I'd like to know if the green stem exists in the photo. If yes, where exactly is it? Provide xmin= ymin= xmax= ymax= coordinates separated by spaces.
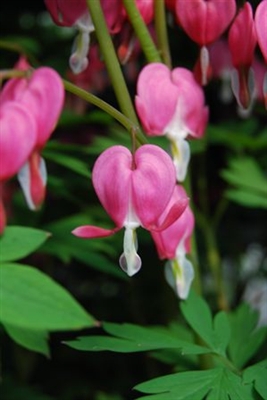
xmin=122 ymin=0 xmax=162 ymax=63
xmin=63 ymin=79 xmax=147 ymax=145
xmin=183 ymin=170 xmax=202 ymax=296
xmin=196 ymin=210 xmax=228 ymax=311
xmin=154 ymin=0 xmax=172 ymax=68
xmin=86 ymin=0 xmax=139 ymax=125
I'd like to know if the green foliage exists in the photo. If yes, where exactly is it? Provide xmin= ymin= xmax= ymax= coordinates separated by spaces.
xmin=0 ymin=226 xmax=50 ymax=262
xmin=3 ymin=324 xmax=49 ymax=357
xmin=0 ymin=263 xmax=96 ymax=331
xmin=134 ymin=368 xmax=253 ymax=400
xmin=66 ymin=322 xmax=209 ymax=354
xmin=65 ymin=291 xmax=267 ymax=399
xmin=221 ymin=157 xmax=267 ymax=208
xmin=243 ymin=360 xmax=267 ymax=400
xmin=180 ymin=291 xmax=231 ymax=356
xmin=227 ymin=303 xmax=267 ymax=369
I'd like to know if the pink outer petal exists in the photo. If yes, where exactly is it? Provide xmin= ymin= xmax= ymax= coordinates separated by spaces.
xmin=135 ymin=64 xmax=208 ymax=139
xmin=170 ymin=68 xmax=209 ymax=138
xmin=175 ymin=0 xmax=236 ymax=45
xmin=255 ymin=0 xmax=267 ymax=63
xmin=135 ymin=63 xmax=179 ymax=135
xmin=72 ymin=225 xmax=120 ymax=238
xmin=0 ymin=102 xmax=37 ymax=181
xmin=44 ymin=0 xmax=88 ymax=27
xmin=131 ymin=144 xmax=176 ymax=228
xmin=0 ymin=67 xmax=65 ymax=150
xmin=92 ymin=146 xmax=132 ymax=227
xmin=151 ymin=186 xmax=194 ymax=260
xmin=228 ymin=2 xmax=257 ymax=68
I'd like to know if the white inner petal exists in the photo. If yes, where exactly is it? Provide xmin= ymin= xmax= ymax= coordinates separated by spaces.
xmin=119 ymin=227 xmax=142 ymax=277
xmin=170 ymin=138 xmax=190 ymax=182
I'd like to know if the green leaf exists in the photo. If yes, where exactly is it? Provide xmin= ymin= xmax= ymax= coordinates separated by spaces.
xmin=135 ymin=368 xmax=253 ymax=400
xmin=44 ymin=150 xmax=91 ymax=178
xmin=0 ymin=226 xmax=50 ymax=262
xmin=221 ymin=157 xmax=267 ymax=209
xmin=0 ymin=263 xmax=96 ymax=331
xmin=243 ymin=360 xmax=267 ymax=400
xmin=3 ymin=323 xmax=49 ymax=357
xmin=227 ymin=303 xmax=267 ymax=369
xmin=66 ymin=322 xmax=209 ymax=354
xmin=180 ymin=292 xmax=231 ymax=356
xmin=225 ymin=189 xmax=267 ymax=208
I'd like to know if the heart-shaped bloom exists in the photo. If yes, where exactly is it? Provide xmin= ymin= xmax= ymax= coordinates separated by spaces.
xmin=228 ymin=2 xmax=257 ymax=110
xmin=255 ymin=0 xmax=267 ymax=107
xmin=72 ymin=144 xmax=188 ymax=277
xmin=255 ymin=0 xmax=267 ymax=64
xmin=135 ymin=63 xmax=208 ymax=181
xmin=0 ymin=58 xmax=65 ymax=210
xmin=45 ymin=0 xmax=95 ymax=73
xmin=0 ymin=101 xmax=37 ymax=233
xmin=151 ymin=185 xmax=195 ymax=299
xmin=175 ymin=0 xmax=236 ymax=84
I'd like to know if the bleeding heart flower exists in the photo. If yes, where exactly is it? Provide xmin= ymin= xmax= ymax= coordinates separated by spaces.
xmin=72 ymin=144 xmax=188 ymax=277
xmin=228 ymin=2 xmax=257 ymax=110
xmin=0 ymin=101 xmax=37 ymax=233
xmin=0 ymin=58 xmax=65 ymax=210
xmin=135 ymin=63 xmax=208 ymax=181
xmin=45 ymin=0 xmax=95 ymax=73
xmin=255 ymin=0 xmax=267 ymax=64
xmin=151 ymin=185 xmax=195 ymax=299
xmin=255 ymin=0 xmax=267 ymax=107
xmin=175 ymin=0 xmax=236 ymax=84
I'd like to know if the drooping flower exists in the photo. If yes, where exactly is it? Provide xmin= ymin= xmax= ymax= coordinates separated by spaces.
xmin=135 ymin=63 xmax=208 ymax=181
xmin=72 ymin=144 xmax=188 ymax=277
xmin=228 ymin=2 xmax=257 ymax=110
xmin=255 ymin=0 xmax=267 ymax=107
xmin=0 ymin=101 xmax=37 ymax=233
xmin=151 ymin=185 xmax=195 ymax=299
xmin=45 ymin=0 xmax=95 ymax=73
xmin=0 ymin=57 xmax=65 ymax=210
xmin=175 ymin=0 xmax=236 ymax=84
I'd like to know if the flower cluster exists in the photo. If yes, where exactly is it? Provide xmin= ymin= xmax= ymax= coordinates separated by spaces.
xmin=0 ymin=57 xmax=64 ymax=232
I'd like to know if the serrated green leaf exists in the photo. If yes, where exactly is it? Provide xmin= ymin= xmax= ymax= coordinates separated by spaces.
xmin=224 ymin=188 xmax=267 ymax=208
xmin=180 ymin=291 xmax=216 ymax=350
xmin=221 ymin=157 xmax=267 ymax=196
xmin=0 ymin=263 xmax=96 ymax=331
xmin=135 ymin=368 xmax=253 ymax=400
xmin=65 ymin=322 xmax=210 ymax=355
xmin=227 ymin=303 xmax=267 ymax=369
xmin=3 ymin=323 xmax=49 ymax=356
xmin=243 ymin=360 xmax=267 ymax=400
xmin=0 ymin=226 xmax=50 ymax=262
xmin=213 ymin=311 xmax=231 ymax=355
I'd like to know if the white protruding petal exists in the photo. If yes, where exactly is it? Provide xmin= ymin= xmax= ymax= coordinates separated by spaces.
xmin=69 ymin=31 xmax=90 ymax=74
xmin=170 ymin=138 xmax=190 ymax=182
xmin=119 ymin=228 xmax=141 ymax=277
xmin=75 ymin=12 xmax=95 ymax=34
xmin=17 ymin=157 xmax=47 ymax=211
xmin=200 ymin=46 xmax=209 ymax=86
xmin=69 ymin=13 xmax=95 ymax=74
xmin=17 ymin=161 xmax=34 ymax=210
xmin=165 ymin=248 xmax=194 ymax=300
